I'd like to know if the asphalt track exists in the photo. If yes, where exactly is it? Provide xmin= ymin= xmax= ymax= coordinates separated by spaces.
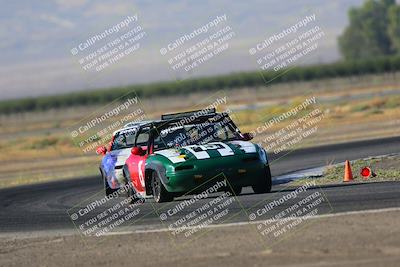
xmin=0 ymin=136 xmax=399 ymax=235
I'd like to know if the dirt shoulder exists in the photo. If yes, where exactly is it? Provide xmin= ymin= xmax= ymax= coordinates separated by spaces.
xmin=290 ymin=154 xmax=400 ymax=186
xmin=1 ymin=209 xmax=400 ymax=267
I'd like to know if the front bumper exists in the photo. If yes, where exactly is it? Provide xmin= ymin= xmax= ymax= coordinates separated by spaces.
xmin=163 ymin=155 xmax=266 ymax=193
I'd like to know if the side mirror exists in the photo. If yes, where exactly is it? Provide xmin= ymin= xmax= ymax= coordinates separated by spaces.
xmin=96 ymin=146 xmax=107 ymax=155
xmin=131 ymin=147 xmax=144 ymax=155
xmin=242 ymin=132 xmax=253 ymax=141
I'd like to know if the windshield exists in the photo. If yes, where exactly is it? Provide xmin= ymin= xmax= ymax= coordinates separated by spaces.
xmin=154 ymin=120 xmax=241 ymax=151
xmin=111 ymin=128 xmax=137 ymax=150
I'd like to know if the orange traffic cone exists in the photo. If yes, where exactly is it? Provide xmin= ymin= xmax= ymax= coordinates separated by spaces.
xmin=343 ymin=160 xmax=353 ymax=182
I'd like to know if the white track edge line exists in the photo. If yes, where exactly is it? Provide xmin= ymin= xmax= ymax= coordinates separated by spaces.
xmin=101 ymin=206 xmax=400 ymax=236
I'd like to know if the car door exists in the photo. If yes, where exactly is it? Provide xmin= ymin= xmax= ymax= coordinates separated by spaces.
xmin=127 ymin=126 xmax=151 ymax=193
xmin=105 ymin=128 xmax=137 ymax=188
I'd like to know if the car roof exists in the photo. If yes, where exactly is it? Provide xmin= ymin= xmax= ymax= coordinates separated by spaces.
xmin=113 ymin=111 xmax=232 ymax=136
xmin=123 ymin=120 xmax=153 ymax=128
xmin=113 ymin=120 xmax=153 ymax=136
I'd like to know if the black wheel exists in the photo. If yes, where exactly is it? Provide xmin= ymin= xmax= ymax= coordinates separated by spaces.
xmin=151 ymin=171 xmax=173 ymax=203
xmin=123 ymin=171 xmax=135 ymax=203
xmin=123 ymin=170 xmax=144 ymax=204
xmin=102 ymin=170 xmax=117 ymax=196
xmin=252 ymin=165 xmax=272 ymax=194
xmin=227 ymin=185 xmax=242 ymax=196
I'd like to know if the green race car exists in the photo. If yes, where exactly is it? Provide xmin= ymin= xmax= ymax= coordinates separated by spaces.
xmin=121 ymin=109 xmax=272 ymax=203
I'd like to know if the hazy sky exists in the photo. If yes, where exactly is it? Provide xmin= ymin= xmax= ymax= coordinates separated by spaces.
xmin=0 ymin=0 xmax=365 ymax=100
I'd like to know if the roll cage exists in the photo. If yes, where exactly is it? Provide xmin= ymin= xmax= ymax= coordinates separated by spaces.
xmin=133 ymin=109 xmax=246 ymax=155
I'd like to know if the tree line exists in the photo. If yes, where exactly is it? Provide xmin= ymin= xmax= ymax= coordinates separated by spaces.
xmin=339 ymin=0 xmax=400 ymax=60
xmin=1 ymin=55 xmax=400 ymax=114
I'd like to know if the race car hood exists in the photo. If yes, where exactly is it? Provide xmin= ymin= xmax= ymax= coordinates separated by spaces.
xmin=153 ymin=141 xmax=257 ymax=164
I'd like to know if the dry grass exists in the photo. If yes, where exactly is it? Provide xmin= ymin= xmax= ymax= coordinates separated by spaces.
xmin=290 ymin=155 xmax=400 ymax=186
xmin=0 ymin=73 xmax=400 ymax=188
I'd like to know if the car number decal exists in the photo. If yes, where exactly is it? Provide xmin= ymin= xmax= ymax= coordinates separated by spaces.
xmin=156 ymin=142 xmax=237 ymax=162
xmin=185 ymin=142 xmax=234 ymax=159
xmin=138 ymin=159 xmax=145 ymax=187
xmin=184 ymin=145 xmax=210 ymax=159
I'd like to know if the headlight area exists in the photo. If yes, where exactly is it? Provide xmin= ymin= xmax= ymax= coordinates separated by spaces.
xmin=257 ymin=145 xmax=268 ymax=164
xmin=175 ymin=164 xmax=194 ymax=171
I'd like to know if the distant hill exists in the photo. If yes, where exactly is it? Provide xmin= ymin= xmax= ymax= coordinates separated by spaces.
xmin=0 ymin=0 xmax=364 ymax=100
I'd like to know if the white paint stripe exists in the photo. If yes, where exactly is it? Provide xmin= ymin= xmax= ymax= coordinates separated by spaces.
xmin=279 ymin=256 xmax=400 ymax=267
xmin=154 ymin=150 xmax=185 ymax=163
xmin=100 ymin=206 xmax=400 ymax=236
xmin=230 ymin=141 xmax=256 ymax=153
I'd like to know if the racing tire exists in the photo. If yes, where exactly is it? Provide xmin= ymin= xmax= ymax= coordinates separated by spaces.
xmin=123 ymin=171 xmax=138 ymax=204
xmin=227 ymin=185 xmax=242 ymax=196
xmin=252 ymin=165 xmax=272 ymax=194
xmin=102 ymin=171 xmax=117 ymax=196
xmin=151 ymin=171 xmax=173 ymax=203
xmin=123 ymin=171 xmax=145 ymax=205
